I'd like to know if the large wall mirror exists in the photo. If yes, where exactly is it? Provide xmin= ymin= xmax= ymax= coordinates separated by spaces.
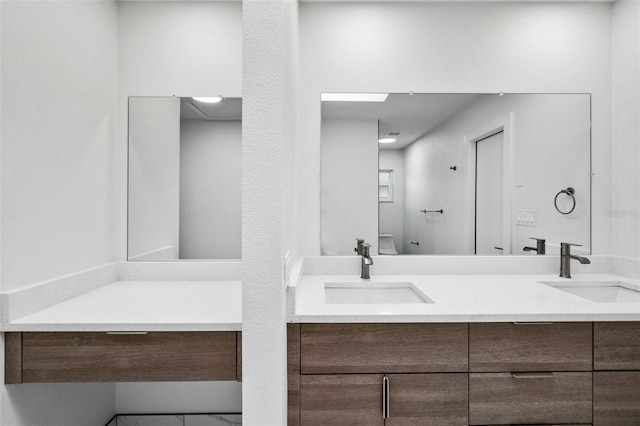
xmin=321 ymin=93 xmax=591 ymax=256
xmin=128 ymin=96 xmax=241 ymax=261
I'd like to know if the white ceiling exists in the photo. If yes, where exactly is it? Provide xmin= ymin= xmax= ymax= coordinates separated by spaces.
xmin=321 ymin=93 xmax=484 ymax=149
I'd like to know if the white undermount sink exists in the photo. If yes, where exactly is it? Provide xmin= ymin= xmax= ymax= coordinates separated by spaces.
xmin=324 ymin=282 xmax=434 ymax=304
xmin=542 ymin=281 xmax=640 ymax=303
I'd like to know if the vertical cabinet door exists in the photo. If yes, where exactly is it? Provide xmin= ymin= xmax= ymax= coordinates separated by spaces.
xmin=594 ymin=322 xmax=640 ymax=370
xmin=594 ymin=371 xmax=640 ymax=426
xmin=300 ymin=374 xmax=384 ymax=426
xmin=386 ymin=373 xmax=468 ymax=426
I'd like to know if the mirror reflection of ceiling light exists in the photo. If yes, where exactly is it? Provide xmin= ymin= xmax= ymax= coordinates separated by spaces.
xmin=192 ymin=96 xmax=224 ymax=104
xmin=378 ymin=137 xmax=397 ymax=144
xmin=321 ymin=93 xmax=389 ymax=102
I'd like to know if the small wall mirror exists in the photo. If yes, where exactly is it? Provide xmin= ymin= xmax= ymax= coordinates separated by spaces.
xmin=128 ymin=96 xmax=241 ymax=261
xmin=321 ymin=93 xmax=591 ymax=256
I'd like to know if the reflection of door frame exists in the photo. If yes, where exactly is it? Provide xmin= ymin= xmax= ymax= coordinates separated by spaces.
xmin=464 ymin=114 xmax=514 ymax=255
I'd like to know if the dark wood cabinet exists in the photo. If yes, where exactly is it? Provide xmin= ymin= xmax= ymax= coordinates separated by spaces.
xmin=386 ymin=373 xmax=468 ymax=426
xmin=300 ymin=374 xmax=384 ymax=426
xmin=5 ymin=331 xmax=240 ymax=383
xmin=594 ymin=371 xmax=640 ymax=426
xmin=293 ymin=323 xmax=469 ymax=426
xmin=469 ymin=372 xmax=592 ymax=425
xmin=300 ymin=323 xmax=468 ymax=374
xmin=470 ymin=322 xmax=593 ymax=372
xmin=290 ymin=321 xmax=640 ymax=425
xmin=593 ymin=322 xmax=640 ymax=425
xmin=594 ymin=322 xmax=640 ymax=370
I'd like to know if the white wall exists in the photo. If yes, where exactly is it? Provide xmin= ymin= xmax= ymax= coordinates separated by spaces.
xmin=321 ymin=120 xmax=379 ymax=255
xmin=298 ymin=2 xmax=612 ymax=256
xmin=117 ymin=1 xmax=242 ymax=414
xmin=128 ymin=97 xmax=180 ymax=260
xmin=0 ymin=0 xmax=118 ymax=424
xmin=115 ymin=382 xmax=241 ymax=415
xmin=1 ymin=0 xmax=118 ymax=291
xmin=403 ymin=94 xmax=590 ymax=255
xmin=612 ymin=1 xmax=640 ymax=260
xmin=180 ymin=120 xmax=241 ymax=259
xmin=379 ymin=149 xmax=405 ymax=254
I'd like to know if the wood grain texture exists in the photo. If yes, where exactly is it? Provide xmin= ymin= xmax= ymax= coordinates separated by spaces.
xmin=300 ymin=323 xmax=468 ymax=374
xmin=469 ymin=372 xmax=592 ymax=425
xmin=288 ymin=324 xmax=301 ymax=426
xmin=301 ymin=374 xmax=384 ymax=426
xmin=594 ymin=371 xmax=640 ymax=425
xmin=386 ymin=373 xmax=468 ymax=426
xmin=470 ymin=322 xmax=592 ymax=372
xmin=21 ymin=332 xmax=236 ymax=382
xmin=4 ymin=332 xmax=23 ymax=384
xmin=236 ymin=331 xmax=242 ymax=382
xmin=594 ymin=322 xmax=640 ymax=370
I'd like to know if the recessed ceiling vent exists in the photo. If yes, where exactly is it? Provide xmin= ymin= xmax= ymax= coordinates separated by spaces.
xmin=386 ymin=131 xmax=401 ymax=136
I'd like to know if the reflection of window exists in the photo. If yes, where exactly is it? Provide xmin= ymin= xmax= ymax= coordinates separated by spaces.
xmin=379 ymin=169 xmax=393 ymax=203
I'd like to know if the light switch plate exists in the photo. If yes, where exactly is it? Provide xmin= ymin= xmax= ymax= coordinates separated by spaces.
xmin=283 ymin=251 xmax=291 ymax=287
xmin=516 ymin=209 xmax=537 ymax=226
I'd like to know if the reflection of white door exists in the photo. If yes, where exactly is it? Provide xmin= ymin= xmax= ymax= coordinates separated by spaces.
xmin=475 ymin=131 xmax=504 ymax=255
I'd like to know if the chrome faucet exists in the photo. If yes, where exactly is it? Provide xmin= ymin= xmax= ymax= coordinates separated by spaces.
xmin=559 ymin=242 xmax=590 ymax=278
xmin=523 ymin=237 xmax=546 ymax=255
xmin=357 ymin=242 xmax=374 ymax=280
xmin=354 ymin=238 xmax=365 ymax=256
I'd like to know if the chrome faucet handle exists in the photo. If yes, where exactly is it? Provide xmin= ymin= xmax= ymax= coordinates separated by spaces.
xmin=362 ymin=243 xmax=371 ymax=257
xmin=355 ymin=238 xmax=365 ymax=255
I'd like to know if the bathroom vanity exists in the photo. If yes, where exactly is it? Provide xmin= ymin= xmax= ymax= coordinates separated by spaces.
xmin=288 ymin=321 xmax=640 ymax=426
xmin=288 ymin=258 xmax=640 ymax=426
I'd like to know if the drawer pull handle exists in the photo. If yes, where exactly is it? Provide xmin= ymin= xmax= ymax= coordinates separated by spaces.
xmin=512 ymin=322 xmax=554 ymax=325
xmin=106 ymin=332 xmax=149 ymax=335
xmin=382 ymin=376 xmax=390 ymax=419
xmin=511 ymin=372 xmax=555 ymax=379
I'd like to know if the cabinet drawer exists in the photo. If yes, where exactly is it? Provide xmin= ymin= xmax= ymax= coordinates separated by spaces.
xmin=300 ymin=323 xmax=468 ymax=374
xmin=386 ymin=373 xmax=468 ymax=426
xmin=6 ymin=331 xmax=237 ymax=383
xmin=594 ymin=371 xmax=640 ymax=426
xmin=469 ymin=372 xmax=592 ymax=425
xmin=594 ymin=322 xmax=640 ymax=370
xmin=470 ymin=322 xmax=592 ymax=372
xmin=301 ymin=374 xmax=384 ymax=426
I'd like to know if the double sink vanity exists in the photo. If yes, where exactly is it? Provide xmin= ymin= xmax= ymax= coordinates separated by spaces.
xmin=287 ymin=255 xmax=640 ymax=426
xmin=2 ymin=255 xmax=640 ymax=426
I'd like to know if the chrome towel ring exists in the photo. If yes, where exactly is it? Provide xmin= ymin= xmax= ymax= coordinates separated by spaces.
xmin=554 ymin=187 xmax=576 ymax=215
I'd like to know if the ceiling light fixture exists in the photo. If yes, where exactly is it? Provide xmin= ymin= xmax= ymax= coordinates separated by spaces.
xmin=321 ymin=93 xmax=389 ymax=102
xmin=378 ymin=137 xmax=397 ymax=144
xmin=192 ymin=96 xmax=223 ymax=104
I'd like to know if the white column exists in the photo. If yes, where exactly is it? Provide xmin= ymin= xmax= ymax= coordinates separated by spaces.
xmin=242 ymin=0 xmax=298 ymax=424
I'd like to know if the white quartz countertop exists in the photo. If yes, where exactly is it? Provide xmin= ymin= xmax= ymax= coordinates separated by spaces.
xmin=290 ymin=273 xmax=640 ymax=323
xmin=3 ymin=281 xmax=242 ymax=332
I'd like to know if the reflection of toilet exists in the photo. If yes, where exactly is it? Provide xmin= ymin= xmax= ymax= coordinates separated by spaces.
xmin=379 ymin=233 xmax=398 ymax=255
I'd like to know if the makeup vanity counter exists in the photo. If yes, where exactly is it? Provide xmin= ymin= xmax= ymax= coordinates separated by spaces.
xmin=2 ymin=280 xmax=242 ymax=332
xmin=2 ymin=280 xmax=243 ymax=384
